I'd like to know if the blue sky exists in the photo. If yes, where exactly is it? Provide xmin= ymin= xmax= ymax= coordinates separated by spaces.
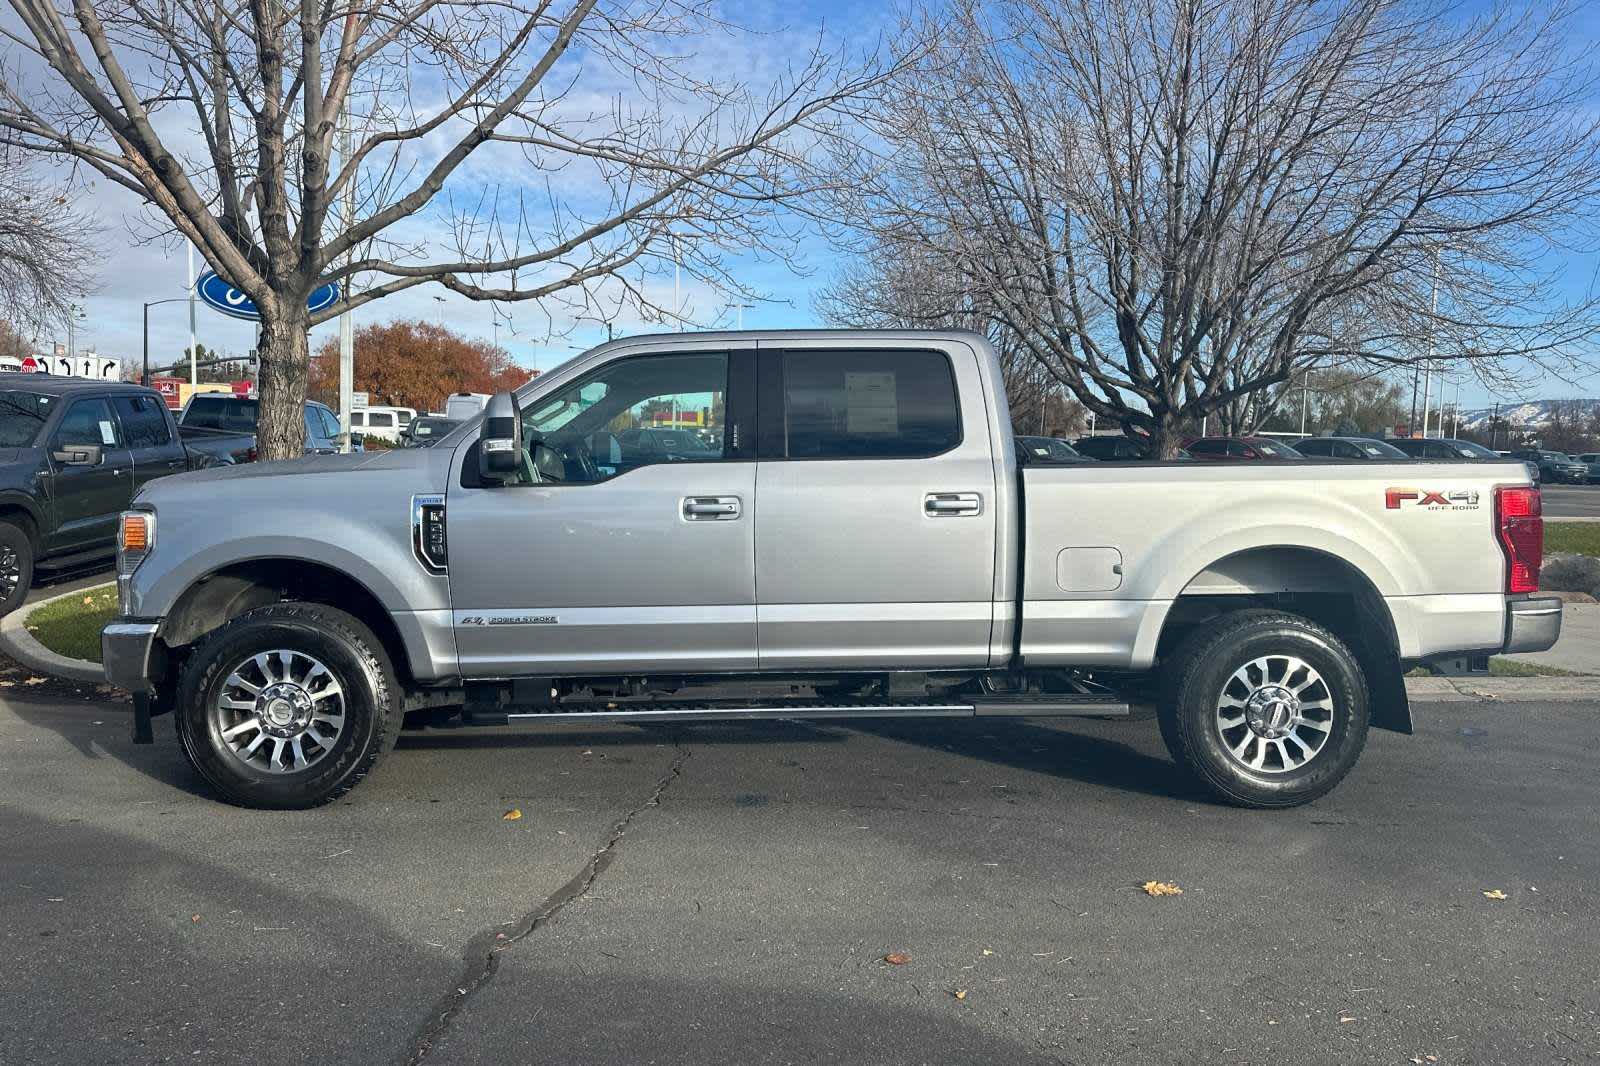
xmin=48 ymin=0 xmax=1600 ymax=411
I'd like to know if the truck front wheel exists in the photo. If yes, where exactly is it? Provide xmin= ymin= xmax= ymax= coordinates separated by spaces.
xmin=174 ymin=602 xmax=399 ymax=809
xmin=1159 ymin=610 xmax=1370 ymax=808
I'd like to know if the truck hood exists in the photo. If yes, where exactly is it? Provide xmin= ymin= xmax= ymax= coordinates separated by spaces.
xmin=137 ymin=442 xmax=453 ymax=507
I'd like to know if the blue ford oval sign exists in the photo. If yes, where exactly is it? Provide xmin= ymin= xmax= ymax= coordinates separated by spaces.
xmin=195 ymin=270 xmax=341 ymax=320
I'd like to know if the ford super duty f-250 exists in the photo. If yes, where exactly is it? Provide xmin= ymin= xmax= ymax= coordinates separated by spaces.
xmin=101 ymin=331 xmax=1562 ymax=810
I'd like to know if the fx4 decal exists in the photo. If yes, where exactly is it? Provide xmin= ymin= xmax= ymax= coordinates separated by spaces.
xmin=1385 ymin=487 xmax=1480 ymax=511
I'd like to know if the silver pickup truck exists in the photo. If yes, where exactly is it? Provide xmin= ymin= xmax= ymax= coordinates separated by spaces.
xmin=101 ymin=330 xmax=1561 ymax=810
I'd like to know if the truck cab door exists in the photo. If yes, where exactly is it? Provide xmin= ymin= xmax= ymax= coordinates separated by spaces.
xmin=446 ymin=348 xmax=758 ymax=677
xmin=45 ymin=396 xmax=133 ymax=553
xmin=751 ymin=344 xmax=998 ymax=670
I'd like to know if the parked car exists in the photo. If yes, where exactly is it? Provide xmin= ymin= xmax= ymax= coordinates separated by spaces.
xmin=399 ymin=415 xmax=462 ymax=448
xmin=1509 ymin=448 xmax=1588 ymax=484
xmin=443 ymin=392 xmax=491 ymax=420
xmin=104 ymin=330 xmax=1559 ymax=811
xmin=0 ymin=377 xmax=254 ymax=615
xmin=179 ymin=394 xmax=356 ymax=453
xmin=1292 ymin=437 xmax=1410 ymax=461
xmin=1575 ymin=453 xmax=1600 ymax=485
xmin=1389 ymin=437 xmax=1500 ymax=461
xmin=349 ymin=405 xmax=416 ymax=444
xmin=1016 ymin=436 xmax=1093 ymax=464
xmin=1071 ymin=435 xmax=1151 ymax=461
xmin=1184 ymin=436 xmax=1306 ymax=460
xmin=1389 ymin=436 xmax=1540 ymax=482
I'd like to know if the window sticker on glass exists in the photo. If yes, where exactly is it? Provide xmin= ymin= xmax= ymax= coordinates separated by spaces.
xmin=99 ymin=420 xmax=116 ymax=445
xmin=845 ymin=371 xmax=897 ymax=434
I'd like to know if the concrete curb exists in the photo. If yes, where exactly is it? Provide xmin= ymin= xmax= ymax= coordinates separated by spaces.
xmin=0 ymin=585 xmax=109 ymax=684
xmin=1405 ymin=676 xmax=1598 ymax=703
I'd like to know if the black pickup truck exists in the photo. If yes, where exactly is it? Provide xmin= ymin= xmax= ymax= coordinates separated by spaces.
xmin=0 ymin=376 xmax=256 ymax=615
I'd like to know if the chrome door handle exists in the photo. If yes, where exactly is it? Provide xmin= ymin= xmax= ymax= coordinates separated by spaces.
xmin=683 ymin=495 xmax=741 ymax=520
xmin=924 ymin=492 xmax=982 ymax=517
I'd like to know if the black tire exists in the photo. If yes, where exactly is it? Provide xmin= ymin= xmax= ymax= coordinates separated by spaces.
xmin=1159 ymin=610 xmax=1370 ymax=809
xmin=0 ymin=520 xmax=35 ymax=618
xmin=174 ymin=602 xmax=399 ymax=809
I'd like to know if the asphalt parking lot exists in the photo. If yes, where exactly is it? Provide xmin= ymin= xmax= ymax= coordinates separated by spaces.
xmin=3 ymin=689 xmax=1597 ymax=1065
xmin=1543 ymin=484 xmax=1600 ymax=519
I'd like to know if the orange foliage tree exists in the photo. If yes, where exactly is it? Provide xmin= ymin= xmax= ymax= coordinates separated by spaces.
xmin=310 ymin=320 xmax=531 ymax=414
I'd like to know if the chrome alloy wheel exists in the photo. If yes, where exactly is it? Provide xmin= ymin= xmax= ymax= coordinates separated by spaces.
xmin=0 ymin=545 xmax=19 ymax=600
xmin=1214 ymin=654 xmax=1334 ymax=774
xmin=210 ymin=650 xmax=346 ymax=774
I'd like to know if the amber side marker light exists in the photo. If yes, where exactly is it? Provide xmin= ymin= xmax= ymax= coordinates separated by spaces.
xmin=119 ymin=513 xmax=149 ymax=553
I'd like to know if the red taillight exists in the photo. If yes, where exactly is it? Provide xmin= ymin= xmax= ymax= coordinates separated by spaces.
xmin=1495 ymin=485 xmax=1542 ymax=593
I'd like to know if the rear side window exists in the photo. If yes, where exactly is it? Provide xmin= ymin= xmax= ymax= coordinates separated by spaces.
xmin=1188 ymin=439 xmax=1226 ymax=455
xmin=368 ymin=412 xmax=394 ymax=428
xmin=113 ymin=394 xmax=173 ymax=448
xmin=781 ymin=350 xmax=960 ymax=459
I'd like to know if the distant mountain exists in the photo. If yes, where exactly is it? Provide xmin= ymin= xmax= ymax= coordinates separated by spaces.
xmin=1455 ymin=398 xmax=1600 ymax=430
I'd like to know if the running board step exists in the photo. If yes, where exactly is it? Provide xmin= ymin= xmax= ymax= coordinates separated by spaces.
xmin=462 ymin=695 xmax=1128 ymax=726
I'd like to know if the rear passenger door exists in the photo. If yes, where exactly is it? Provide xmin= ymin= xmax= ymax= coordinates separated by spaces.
xmin=752 ymin=345 xmax=997 ymax=669
xmin=113 ymin=393 xmax=188 ymax=492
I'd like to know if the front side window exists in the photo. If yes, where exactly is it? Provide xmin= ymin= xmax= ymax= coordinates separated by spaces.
xmin=113 ymin=394 xmax=173 ymax=449
xmin=781 ymin=349 xmax=960 ymax=459
xmin=513 ymin=352 xmax=728 ymax=485
xmin=57 ymin=398 xmax=121 ymax=448
xmin=1188 ymin=439 xmax=1226 ymax=456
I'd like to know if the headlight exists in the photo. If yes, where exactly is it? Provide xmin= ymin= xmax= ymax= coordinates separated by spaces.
xmin=117 ymin=510 xmax=155 ymax=614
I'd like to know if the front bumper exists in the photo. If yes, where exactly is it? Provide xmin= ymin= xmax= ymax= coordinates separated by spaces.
xmin=101 ymin=620 xmax=165 ymax=693
xmin=1503 ymin=597 xmax=1563 ymax=654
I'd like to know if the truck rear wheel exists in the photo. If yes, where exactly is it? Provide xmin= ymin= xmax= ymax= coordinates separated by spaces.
xmin=174 ymin=602 xmax=399 ymax=809
xmin=1159 ymin=610 xmax=1369 ymax=809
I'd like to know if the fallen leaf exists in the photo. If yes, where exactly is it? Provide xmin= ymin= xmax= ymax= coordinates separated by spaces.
xmin=82 ymin=596 xmax=94 ymax=605
xmin=1142 ymin=880 xmax=1183 ymax=897
xmin=190 ymin=914 xmax=201 ymax=923
xmin=981 ymin=949 xmax=994 ymax=956
xmin=1339 ymin=1016 xmax=1357 ymax=1023
xmin=1483 ymin=889 xmax=1507 ymax=900
xmin=953 ymin=989 xmax=968 ymax=1000
xmin=502 ymin=809 xmax=522 ymax=821
xmin=883 ymin=952 xmax=911 ymax=965
xmin=23 ymin=677 xmax=46 ymax=686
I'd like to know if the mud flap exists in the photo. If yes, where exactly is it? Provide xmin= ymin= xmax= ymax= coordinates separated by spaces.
xmin=1357 ymin=638 xmax=1412 ymax=735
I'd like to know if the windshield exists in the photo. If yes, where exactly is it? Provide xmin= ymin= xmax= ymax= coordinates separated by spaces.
xmin=0 ymin=390 xmax=54 ymax=446
xmin=1354 ymin=440 xmax=1409 ymax=458
xmin=1255 ymin=440 xmax=1304 ymax=458
xmin=1447 ymin=440 xmax=1499 ymax=459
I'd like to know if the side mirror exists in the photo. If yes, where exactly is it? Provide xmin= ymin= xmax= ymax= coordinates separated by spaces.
xmin=52 ymin=443 xmax=102 ymax=467
xmin=478 ymin=391 xmax=523 ymax=483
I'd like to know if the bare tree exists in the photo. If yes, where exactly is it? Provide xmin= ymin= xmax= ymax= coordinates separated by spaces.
xmin=0 ymin=3 xmax=894 ymax=457
xmin=823 ymin=0 xmax=1600 ymax=456
xmin=0 ymin=147 xmax=94 ymax=337
xmin=814 ymin=244 xmax=1086 ymax=436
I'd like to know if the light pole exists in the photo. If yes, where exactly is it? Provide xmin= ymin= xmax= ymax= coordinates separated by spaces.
xmin=142 ymin=298 xmax=190 ymax=385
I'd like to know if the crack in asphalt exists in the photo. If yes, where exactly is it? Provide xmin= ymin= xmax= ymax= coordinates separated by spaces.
xmin=403 ymin=742 xmax=692 ymax=1065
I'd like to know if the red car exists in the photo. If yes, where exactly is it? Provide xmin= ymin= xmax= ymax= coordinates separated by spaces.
xmin=1184 ymin=436 xmax=1306 ymax=460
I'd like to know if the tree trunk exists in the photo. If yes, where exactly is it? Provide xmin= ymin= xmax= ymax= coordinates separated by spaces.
xmin=256 ymin=306 xmax=311 ymax=460
xmin=1149 ymin=412 xmax=1186 ymax=459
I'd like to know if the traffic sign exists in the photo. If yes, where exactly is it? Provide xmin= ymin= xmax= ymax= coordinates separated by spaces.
xmin=19 ymin=356 xmax=38 ymax=373
xmin=195 ymin=270 xmax=341 ymax=321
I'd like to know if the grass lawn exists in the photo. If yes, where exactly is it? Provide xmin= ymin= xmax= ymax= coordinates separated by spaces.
xmin=1486 ymin=656 xmax=1580 ymax=678
xmin=1546 ymin=522 xmax=1600 ymax=558
xmin=24 ymin=584 xmax=117 ymax=663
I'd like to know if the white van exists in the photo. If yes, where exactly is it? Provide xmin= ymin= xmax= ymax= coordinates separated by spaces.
xmin=349 ymin=405 xmax=416 ymax=443
xmin=442 ymin=393 xmax=490 ymax=420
